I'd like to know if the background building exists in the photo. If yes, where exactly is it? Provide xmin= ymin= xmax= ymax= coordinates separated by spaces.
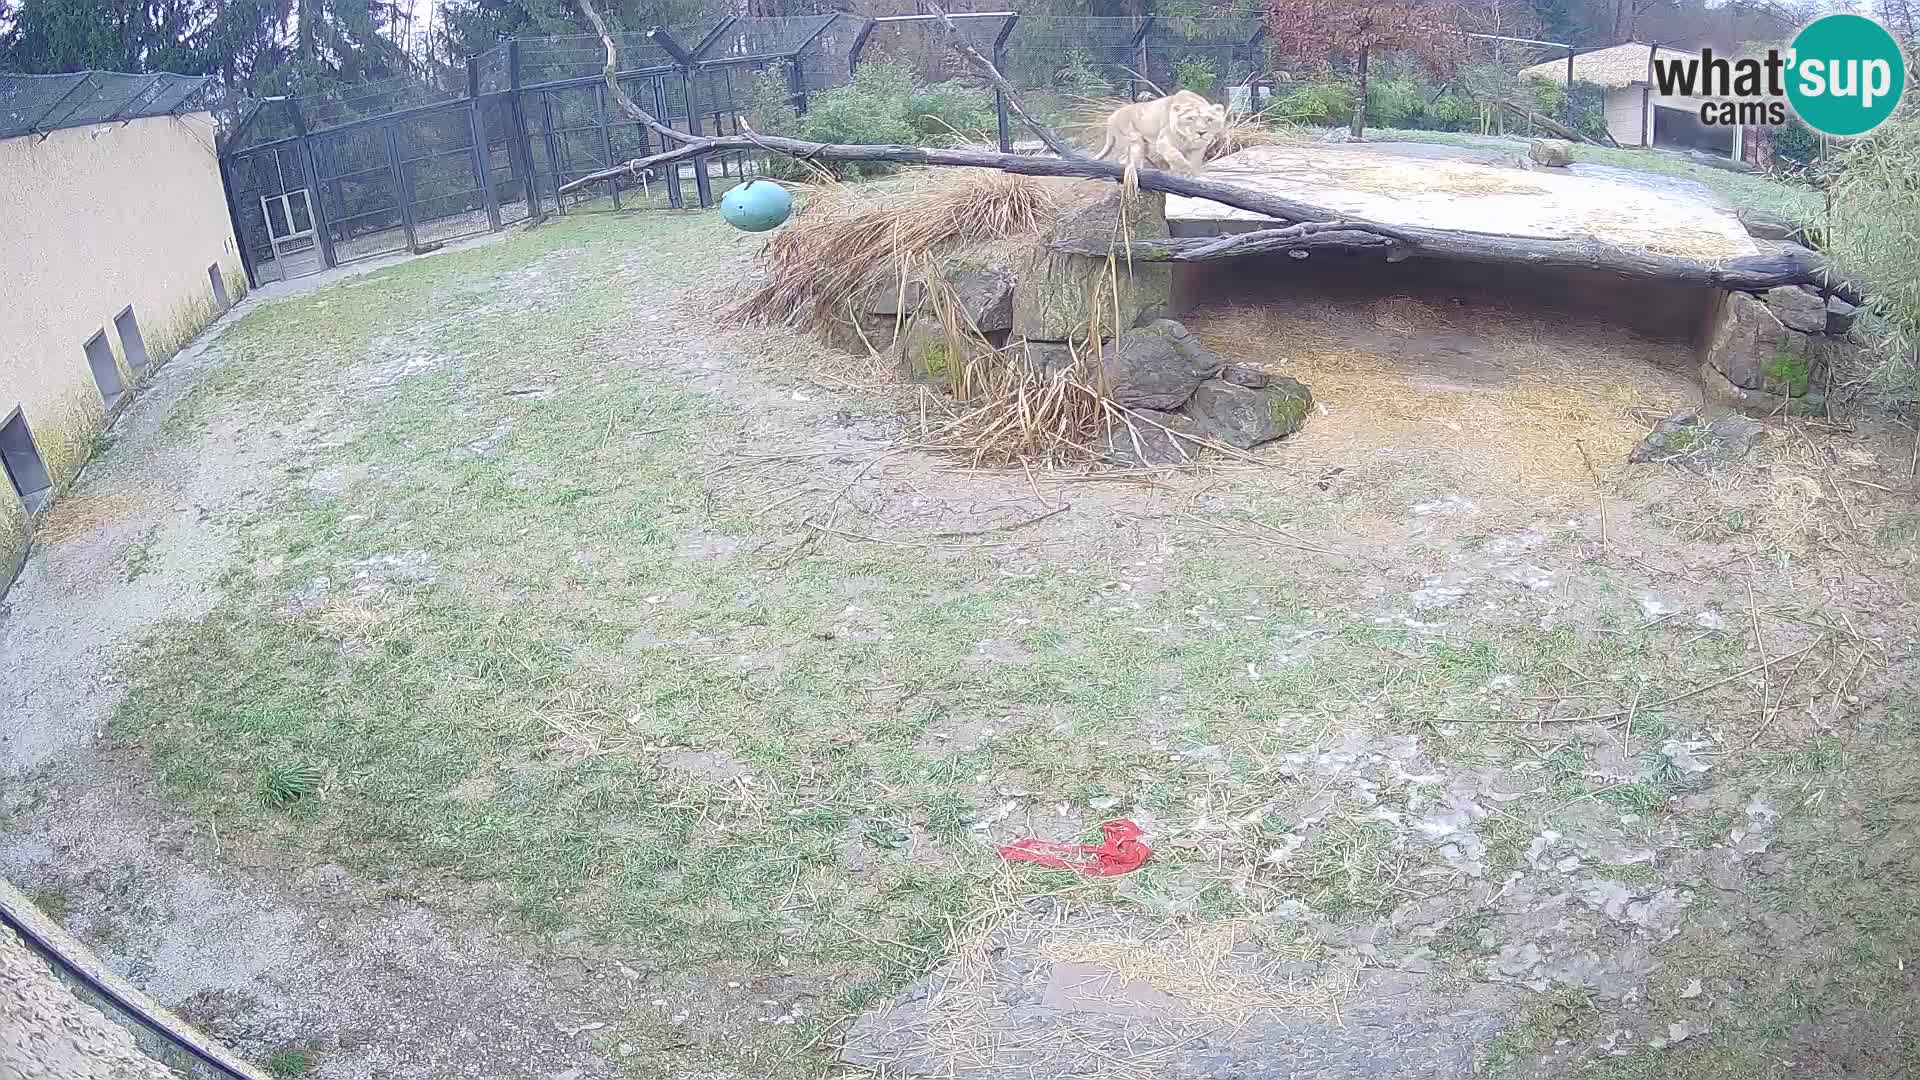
xmin=0 ymin=72 xmax=245 ymax=598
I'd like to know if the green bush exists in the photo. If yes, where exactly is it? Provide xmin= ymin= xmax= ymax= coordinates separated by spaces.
xmin=1272 ymin=77 xmax=1354 ymax=126
xmin=1366 ymin=77 xmax=1426 ymax=129
xmin=1773 ymin=117 xmax=1820 ymax=165
xmin=1173 ymin=56 xmax=1218 ymax=96
xmin=755 ymin=61 xmax=993 ymax=177
xmin=905 ymin=80 xmax=996 ymax=141
xmin=744 ymin=66 xmax=797 ymax=135
xmin=1052 ymin=50 xmax=1115 ymax=97
xmin=1829 ymin=111 xmax=1920 ymax=399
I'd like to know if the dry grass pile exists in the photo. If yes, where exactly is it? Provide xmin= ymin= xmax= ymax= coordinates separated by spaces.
xmin=738 ymin=169 xmax=1064 ymax=335
xmin=1644 ymin=421 xmax=1908 ymax=557
xmin=32 ymin=491 xmax=153 ymax=544
xmin=1032 ymin=920 xmax=1350 ymax=1025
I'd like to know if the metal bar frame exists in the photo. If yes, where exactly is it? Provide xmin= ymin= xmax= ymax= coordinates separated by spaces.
xmin=508 ymin=40 xmax=544 ymax=222
xmin=382 ymin=123 xmax=420 ymax=250
xmin=595 ymin=81 xmax=621 ymax=209
xmin=217 ymin=153 xmax=258 ymax=290
xmin=220 ymin=96 xmax=271 ymax=154
xmin=540 ymin=92 xmax=567 ymax=213
xmin=1128 ymin=16 xmax=1156 ymax=100
xmin=29 ymin=73 xmax=96 ymax=140
xmin=653 ymin=77 xmax=683 ymax=209
xmin=691 ymin=15 xmax=738 ymax=60
xmin=467 ymin=57 xmax=503 ymax=230
xmin=992 ymin=13 xmax=1018 ymax=152
xmin=286 ymin=98 xmax=338 ymax=268
xmin=103 ymin=73 xmax=167 ymax=125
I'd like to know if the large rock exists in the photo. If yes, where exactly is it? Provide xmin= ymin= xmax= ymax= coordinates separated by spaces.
xmin=1826 ymin=295 xmax=1858 ymax=336
xmin=1528 ymin=139 xmax=1573 ymax=167
xmin=862 ymin=274 xmax=925 ymax=316
xmin=1095 ymin=319 xmax=1221 ymax=409
xmin=1736 ymin=207 xmax=1808 ymax=246
xmin=1101 ymin=408 xmax=1202 ymax=466
xmin=1628 ymin=410 xmax=1768 ymax=465
xmin=945 ymin=263 xmax=1016 ymax=334
xmin=1763 ymin=286 xmax=1827 ymax=334
xmin=1701 ymin=290 xmax=1796 ymax=394
xmin=1013 ymin=190 xmax=1172 ymax=341
xmin=823 ymin=311 xmax=906 ymax=356
xmin=1177 ymin=375 xmax=1313 ymax=449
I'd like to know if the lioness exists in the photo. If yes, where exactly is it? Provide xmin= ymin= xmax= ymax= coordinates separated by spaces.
xmin=1092 ymin=90 xmax=1228 ymax=182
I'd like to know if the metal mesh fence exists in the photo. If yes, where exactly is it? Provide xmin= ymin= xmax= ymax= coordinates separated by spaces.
xmin=211 ymin=13 xmax=1584 ymax=290
xmin=0 ymin=71 xmax=219 ymax=140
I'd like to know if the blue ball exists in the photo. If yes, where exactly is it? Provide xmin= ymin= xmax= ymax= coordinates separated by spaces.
xmin=720 ymin=180 xmax=792 ymax=232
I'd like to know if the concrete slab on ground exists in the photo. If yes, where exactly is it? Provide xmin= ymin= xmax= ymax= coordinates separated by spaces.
xmin=1170 ymin=143 xmax=1757 ymax=259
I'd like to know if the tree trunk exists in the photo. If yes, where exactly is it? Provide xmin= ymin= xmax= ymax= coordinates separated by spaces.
xmin=1048 ymin=228 xmax=1865 ymax=306
xmin=1349 ymin=47 xmax=1369 ymax=140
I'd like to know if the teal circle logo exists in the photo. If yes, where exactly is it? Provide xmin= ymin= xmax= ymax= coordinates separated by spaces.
xmin=1786 ymin=14 xmax=1906 ymax=137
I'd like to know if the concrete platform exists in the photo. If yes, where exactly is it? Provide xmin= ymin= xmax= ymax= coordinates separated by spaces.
xmin=1168 ymin=142 xmax=1759 ymax=261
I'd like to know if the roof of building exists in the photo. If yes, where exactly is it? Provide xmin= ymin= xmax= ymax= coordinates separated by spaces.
xmin=1521 ymin=42 xmax=1661 ymax=88
xmin=0 ymin=71 xmax=220 ymax=141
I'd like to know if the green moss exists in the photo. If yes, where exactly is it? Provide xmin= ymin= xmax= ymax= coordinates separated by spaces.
xmin=1764 ymin=350 xmax=1812 ymax=395
xmin=1268 ymin=393 xmax=1310 ymax=431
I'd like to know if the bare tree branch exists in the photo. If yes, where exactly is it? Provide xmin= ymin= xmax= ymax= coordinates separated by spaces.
xmin=578 ymin=0 xmax=688 ymax=146
xmin=921 ymin=0 xmax=1082 ymax=158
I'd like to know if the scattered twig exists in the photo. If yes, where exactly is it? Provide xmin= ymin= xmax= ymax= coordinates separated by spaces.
xmin=929 ymin=503 xmax=1071 ymax=538
xmin=1452 ymin=643 xmax=1819 ymax=724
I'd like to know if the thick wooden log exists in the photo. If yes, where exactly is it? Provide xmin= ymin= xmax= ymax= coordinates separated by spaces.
xmin=557 ymin=134 xmax=1416 ymax=239
xmin=1049 ymin=227 xmax=1866 ymax=304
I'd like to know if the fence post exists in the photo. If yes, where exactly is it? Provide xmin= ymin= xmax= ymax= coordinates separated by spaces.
xmin=382 ymin=123 xmax=420 ymax=251
xmin=539 ymin=92 xmax=567 ymax=214
xmin=787 ymin=56 xmax=808 ymax=116
xmin=848 ymin=18 xmax=877 ymax=75
xmin=286 ymin=99 xmax=336 ymax=268
xmin=506 ymin=40 xmax=543 ymax=222
xmin=653 ymin=77 xmax=683 ymax=209
xmin=467 ymin=58 xmax=502 ymax=231
xmin=596 ymin=82 xmax=622 ymax=210
xmin=992 ymin=13 xmax=1019 ymax=152
xmin=1564 ymin=47 xmax=1575 ymax=130
xmin=1128 ymin=16 xmax=1155 ymax=100
xmin=684 ymin=71 xmax=712 ymax=208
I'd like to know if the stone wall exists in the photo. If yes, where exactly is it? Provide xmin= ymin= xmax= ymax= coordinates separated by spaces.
xmin=817 ymin=190 xmax=1312 ymax=464
xmin=1697 ymin=283 xmax=1857 ymax=416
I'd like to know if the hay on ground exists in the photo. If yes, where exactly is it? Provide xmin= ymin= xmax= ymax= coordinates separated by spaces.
xmin=738 ymin=168 xmax=1073 ymax=336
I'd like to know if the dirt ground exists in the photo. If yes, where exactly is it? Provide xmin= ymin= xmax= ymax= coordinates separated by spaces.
xmin=3 ymin=205 xmax=1917 ymax=1080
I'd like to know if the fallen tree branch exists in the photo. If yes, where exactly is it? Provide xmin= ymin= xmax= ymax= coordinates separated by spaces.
xmin=555 ymin=132 xmax=1414 ymax=240
xmin=1494 ymin=97 xmax=1612 ymax=147
xmin=1051 ymin=225 xmax=1867 ymax=303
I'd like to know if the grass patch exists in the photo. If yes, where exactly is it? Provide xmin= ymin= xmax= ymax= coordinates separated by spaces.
xmin=266 ymin=1048 xmax=318 ymax=1077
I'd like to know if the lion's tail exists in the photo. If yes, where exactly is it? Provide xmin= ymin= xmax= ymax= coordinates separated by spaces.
xmin=1094 ymin=132 xmax=1115 ymax=161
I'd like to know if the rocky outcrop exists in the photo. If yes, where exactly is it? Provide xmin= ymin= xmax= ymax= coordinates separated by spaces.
xmin=1013 ymin=190 xmax=1172 ymax=342
xmin=1698 ymin=287 xmax=1857 ymax=416
xmin=1096 ymin=320 xmax=1222 ymax=409
xmin=1093 ymin=320 xmax=1312 ymax=464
